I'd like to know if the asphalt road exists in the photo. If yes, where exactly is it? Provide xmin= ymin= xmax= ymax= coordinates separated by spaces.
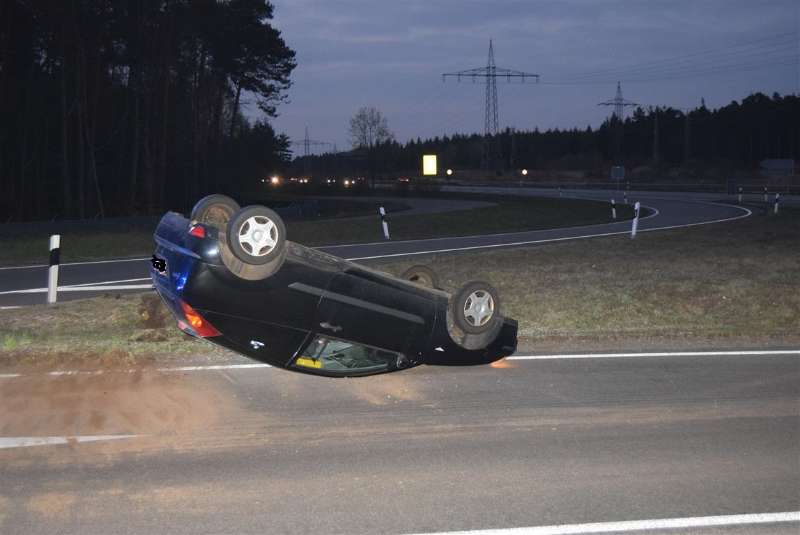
xmin=0 ymin=191 xmax=751 ymax=307
xmin=0 ymin=349 xmax=797 ymax=534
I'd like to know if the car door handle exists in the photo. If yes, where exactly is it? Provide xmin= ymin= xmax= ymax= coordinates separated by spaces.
xmin=319 ymin=322 xmax=342 ymax=333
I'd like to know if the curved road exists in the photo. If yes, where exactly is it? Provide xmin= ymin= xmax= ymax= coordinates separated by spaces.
xmin=0 ymin=189 xmax=797 ymax=534
xmin=0 ymin=190 xmax=750 ymax=307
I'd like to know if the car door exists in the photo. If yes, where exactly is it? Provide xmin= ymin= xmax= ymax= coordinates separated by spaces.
xmin=314 ymin=266 xmax=436 ymax=357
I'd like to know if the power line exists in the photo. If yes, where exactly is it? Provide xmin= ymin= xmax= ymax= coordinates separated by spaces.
xmin=552 ymin=31 xmax=797 ymax=82
xmin=541 ymin=55 xmax=798 ymax=86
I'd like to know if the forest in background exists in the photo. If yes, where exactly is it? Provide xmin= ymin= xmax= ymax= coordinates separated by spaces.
xmin=297 ymin=93 xmax=799 ymax=180
xmin=0 ymin=0 xmax=295 ymax=222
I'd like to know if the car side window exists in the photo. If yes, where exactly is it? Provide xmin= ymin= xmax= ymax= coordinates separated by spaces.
xmin=293 ymin=335 xmax=400 ymax=374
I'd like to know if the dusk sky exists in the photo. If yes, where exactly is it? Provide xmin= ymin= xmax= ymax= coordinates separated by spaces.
xmin=245 ymin=0 xmax=799 ymax=154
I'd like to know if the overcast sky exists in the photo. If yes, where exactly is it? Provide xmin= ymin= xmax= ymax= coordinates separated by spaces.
xmin=247 ymin=0 xmax=799 ymax=153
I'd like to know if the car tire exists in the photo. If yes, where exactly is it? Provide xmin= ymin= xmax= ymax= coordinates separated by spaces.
xmin=227 ymin=205 xmax=287 ymax=265
xmin=190 ymin=194 xmax=240 ymax=230
xmin=451 ymin=280 xmax=500 ymax=335
xmin=401 ymin=265 xmax=440 ymax=289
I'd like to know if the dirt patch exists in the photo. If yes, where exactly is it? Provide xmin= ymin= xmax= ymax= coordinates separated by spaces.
xmin=0 ymin=495 xmax=10 ymax=524
xmin=0 ymin=369 xmax=237 ymax=440
xmin=26 ymin=492 xmax=77 ymax=519
xmin=339 ymin=373 xmax=424 ymax=406
xmin=137 ymin=293 xmax=172 ymax=329
xmin=0 ymin=293 xmax=232 ymax=369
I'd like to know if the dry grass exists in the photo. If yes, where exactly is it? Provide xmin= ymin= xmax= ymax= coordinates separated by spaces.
xmin=2 ymin=207 xmax=794 ymax=367
xmin=365 ymin=208 xmax=800 ymax=351
xmin=0 ymin=293 xmax=229 ymax=369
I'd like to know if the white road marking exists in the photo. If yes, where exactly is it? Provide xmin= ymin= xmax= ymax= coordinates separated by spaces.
xmin=0 ymin=363 xmax=272 ymax=379
xmin=0 ymin=351 xmax=795 ymax=381
xmin=508 ymin=349 xmax=800 ymax=360
xmin=68 ymin=277 xmax=151 ymax=287
xmin=0 ymin=434 xmax=139 ymax=450
xmin=0 ymin=199 xmax=749 ymax=293
xmin=404 ymin=511 xmax=800 ymax=535
xmin=0 ymin=256 xmax=149 ymax=271
xmin=0 ymin=306 xmax=21 ymax=310
xmin=347 ymin=204 xmax=750 ymax=260
xmin=0 ymin=283 xmax=153 ymax=295
xmin=329 ymin=208 xmax=660 ymax=249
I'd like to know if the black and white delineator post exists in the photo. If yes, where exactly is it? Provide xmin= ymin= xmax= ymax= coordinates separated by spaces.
xmin=738 ymin=187 xmax=743 ymax=204
xmin=611 ymin=199 xmax=617 ymax=220
xmin=379 ymin=206 xmax=390 ymax=240
xmin=763 ymin=187 xmax=768 ymax=202
xmin=623 ymin=191 xmax=628 ymax=204
xmin=47 ymin=234 xmax=61 ymax=304
xmin=630 ymin=202 xmax=640 ymax=239
xmin=774 ymin=193 xmax=780 ymax=214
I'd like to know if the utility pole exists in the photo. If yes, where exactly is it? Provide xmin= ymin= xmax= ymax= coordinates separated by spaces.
xmin=652 ymin=108 xmax=660 ymax=166
xmin=442 ymin=40 xmax=539 ymax=171
xmin=598 ymin=82 xmax=637 ymax=163
xmin=683 ymin=111 xmax=691 ymax=164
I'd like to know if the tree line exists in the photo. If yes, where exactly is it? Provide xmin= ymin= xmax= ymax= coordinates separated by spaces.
xmin=0 ymin=0 xmax=295 ymax=222
xmin=299 ymin=92 xmax=798 ymax=179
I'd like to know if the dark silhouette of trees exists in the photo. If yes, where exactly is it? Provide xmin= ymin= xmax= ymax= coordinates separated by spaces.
xmin=302 ymin=92 xmax=798 ymax=180
xmin=0 ymin=0 xmax=295 ymax=221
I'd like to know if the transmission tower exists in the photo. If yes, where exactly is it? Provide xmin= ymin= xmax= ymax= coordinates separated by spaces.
xmin=442 ymin=40 xmax=539 ymax=170
xmin=290 ymin=126 xmax=335 ymax=175
xmin=598 ymin=81 xmax=638 ymax=121
xmin=598 ymin=82 xmax=638 ymax=163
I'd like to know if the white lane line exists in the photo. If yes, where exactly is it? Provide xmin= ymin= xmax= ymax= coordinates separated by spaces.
xmin=69 ymin=277 xmax=151 ymax=287
xmin=1 ymin=351 xmax=795 ymax=381
xmin=0 ymin=283 xmax=153 ymax=295
xmin=0 ymin=256 xmax=150 ymax=271
xmin=0 ymin=306 xmax=21 ymax=310
xmin=0 ymin=363 xmax=273 ymax=379
xmin=508 ymin=349 xmax=800 ymax=360
xmin=329 ymin=208 xmax=660 ymax=249
xmin=348 ymin=204 xmax=749 ymax=260
xmin=404 ymin=511 xmax=800 ymax=535
xmin=0 ymin=434 xmax=139 ymax=450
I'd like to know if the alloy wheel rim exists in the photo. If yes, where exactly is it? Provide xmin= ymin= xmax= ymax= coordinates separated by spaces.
xmin=463 ymin=290 xmax=495 ymax=327
xmin=238 ymin=216 xmax=278 ymax=257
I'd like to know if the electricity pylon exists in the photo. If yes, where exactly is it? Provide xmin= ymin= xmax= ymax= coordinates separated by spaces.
xmin=443 ymin=40 xmax=539 ymax=170
xmin=290 ymin=126 xmax=335 ymax=175
xmin=598 ymin=81 xmax=638 ymax=121
xmin=598 ymin=82 xmax=638 ymax=162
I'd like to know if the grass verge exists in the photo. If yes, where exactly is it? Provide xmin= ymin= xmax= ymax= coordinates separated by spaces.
xmin=365 ymin=207 xmax=800 ymax=352
xmin=0 ymin=195 xmax=631 ymax=266
xmin=0 ymin=207 xmax=796 ymax=368
xmin=0 ymin=293 xmax=230 ymax=370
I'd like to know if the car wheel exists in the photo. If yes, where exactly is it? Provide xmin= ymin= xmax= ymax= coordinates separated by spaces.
xmin=401 ymin=265 xmax=440 ymax=289
xmin=190 ymin=194 xmax=240 ymax=230
xmin=227 ymin=205 xmax=287 ymax=265
xmin=452 ymin=280 xmax=500 ymax=335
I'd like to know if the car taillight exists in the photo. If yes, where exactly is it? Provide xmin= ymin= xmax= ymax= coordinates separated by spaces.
xmin=179 ymin=300 xmax=221 ymax=337
xmin=188 ymin=224 xmax=206 ymax=238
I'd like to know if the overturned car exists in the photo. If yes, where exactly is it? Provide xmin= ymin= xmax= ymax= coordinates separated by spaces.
xmin=150 ymin=194 xmax=518 ymax=377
